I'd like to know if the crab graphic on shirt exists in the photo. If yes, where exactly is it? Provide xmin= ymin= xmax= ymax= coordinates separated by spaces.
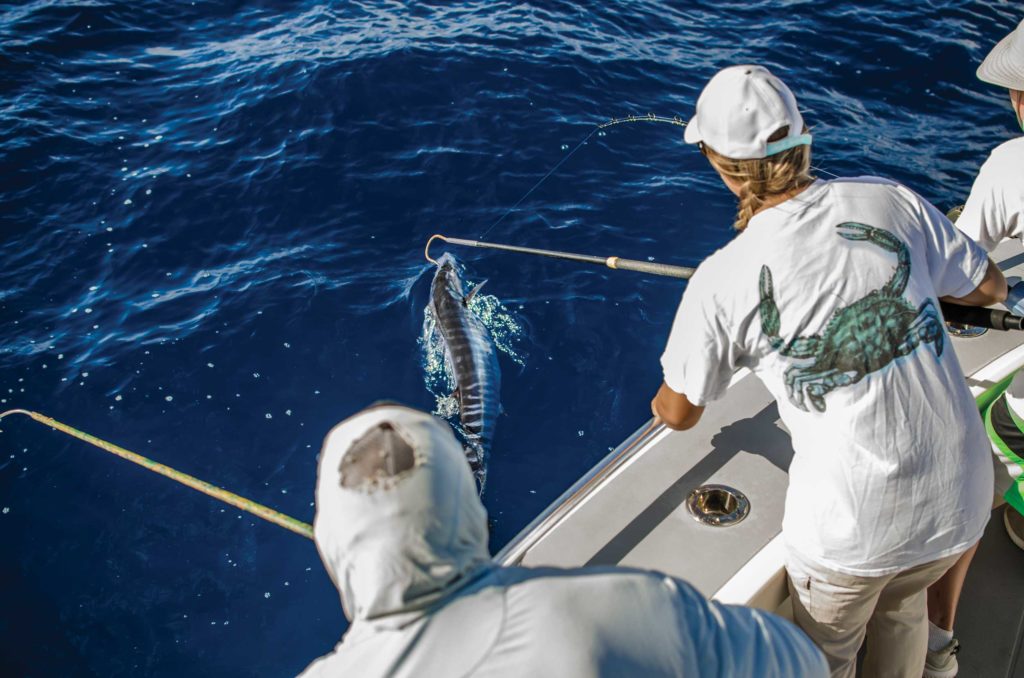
xmin=758 ymin=222 xmax=945 ymax=413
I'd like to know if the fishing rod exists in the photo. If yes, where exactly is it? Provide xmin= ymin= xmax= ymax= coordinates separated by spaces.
xmin=597 ymin=113 xmax=687 ymax=129
xmin=424 ymin=235 xmax=1024 ymax=332
xmin=476 ymin=113 xmax=689 ymax=242
xmin=940 ymin=302 xmax=1024 ymax=331
xmin=473 ymin=111 xmax=841 ymax=243
xmin=0 ymin=409 xmax=313 ymax=539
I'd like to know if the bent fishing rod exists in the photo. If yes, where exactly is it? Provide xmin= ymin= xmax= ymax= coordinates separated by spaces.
xmin=425 ymin=234 xmax=1024 ymax=332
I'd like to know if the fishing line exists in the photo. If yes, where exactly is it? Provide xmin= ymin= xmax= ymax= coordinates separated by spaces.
xmin=477 ymin=128 xmax=599 ymax=243
xmin=475 ymin=112 xmax=837 ymax=243
xmin=476 ymin=114 xmax=688 ymax=243
xmin=0 ymin=409 xmax=314 ymax=540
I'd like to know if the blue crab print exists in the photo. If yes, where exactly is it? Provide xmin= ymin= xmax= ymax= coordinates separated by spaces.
xmin=759 ymin=222 xmax=944 ymax=412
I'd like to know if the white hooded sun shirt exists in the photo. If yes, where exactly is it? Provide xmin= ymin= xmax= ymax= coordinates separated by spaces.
xmin=661 ymin=177 xmax=993 ymax=576
xmin=300 ymin=405 xmax=827 ymax=677
xmin=956 ymin=133 xmax=1024 ymax=498
xmin=957 ymin=136 xmax=1024 ymax=253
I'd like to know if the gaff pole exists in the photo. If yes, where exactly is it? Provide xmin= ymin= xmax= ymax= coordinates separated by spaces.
xmin=424 ymin=234 xmax=696 ymax=280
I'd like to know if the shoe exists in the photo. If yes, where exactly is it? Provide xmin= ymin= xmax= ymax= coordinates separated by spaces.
xmin=1005 ymin=504 xmax=1024 ymax=551
xmin=923 ymin=638 xmax=959 ymax=678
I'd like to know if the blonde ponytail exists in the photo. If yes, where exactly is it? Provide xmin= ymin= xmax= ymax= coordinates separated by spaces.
xmin=703 ymin=127 xmax=814 ymax=231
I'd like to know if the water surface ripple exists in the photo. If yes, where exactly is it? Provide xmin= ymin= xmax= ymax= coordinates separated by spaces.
xmin=1 ymin=1 xmax=1019 ymax=674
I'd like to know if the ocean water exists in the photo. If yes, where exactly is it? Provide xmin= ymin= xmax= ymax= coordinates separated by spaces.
xmin=0 ymin=1 xmax=1020 ymax=674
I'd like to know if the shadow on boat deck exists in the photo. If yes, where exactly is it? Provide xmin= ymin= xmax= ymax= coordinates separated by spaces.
xmin=956 ymin=506 xmax=1024 ymax=677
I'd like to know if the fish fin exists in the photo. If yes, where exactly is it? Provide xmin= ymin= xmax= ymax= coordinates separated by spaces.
xmin=451 ymin=387 xmax=461 ymax=404
xmin=463 ymin=279 xmax=488 ymax=306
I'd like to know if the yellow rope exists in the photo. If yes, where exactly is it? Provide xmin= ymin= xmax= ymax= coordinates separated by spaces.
xmin=0 ymin=409 xmax=313 ymax=540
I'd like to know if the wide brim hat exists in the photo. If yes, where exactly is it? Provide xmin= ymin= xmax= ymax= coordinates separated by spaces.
xmin=978 ymin=18 xmax=1024 ymax=90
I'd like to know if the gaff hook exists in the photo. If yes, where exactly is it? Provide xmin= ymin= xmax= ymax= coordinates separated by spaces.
xmin=424 ymin=234 xmax=449 ymax=265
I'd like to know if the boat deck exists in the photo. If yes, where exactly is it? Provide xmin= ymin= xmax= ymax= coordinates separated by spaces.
xmin=957 ymin=508 xmax=1024 ymax=677
xmin=497 ymin=240 xmax=1024 ymax=674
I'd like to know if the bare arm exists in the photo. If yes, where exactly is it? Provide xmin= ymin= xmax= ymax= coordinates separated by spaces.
xmin=651 ymin=381 xmax=705 ymax=431
xmin=941 ymin=257 xmax=1007 ymax=306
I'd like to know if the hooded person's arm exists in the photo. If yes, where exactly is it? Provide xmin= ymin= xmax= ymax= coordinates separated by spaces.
xmin=668 ymin=575 xmax=828 ymax=677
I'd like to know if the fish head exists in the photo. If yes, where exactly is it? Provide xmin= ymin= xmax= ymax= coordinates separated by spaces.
xmin=431 ymin=252 xmax=466 ymax=299
xmin=434 ymin=251 xmax=461 ymax=275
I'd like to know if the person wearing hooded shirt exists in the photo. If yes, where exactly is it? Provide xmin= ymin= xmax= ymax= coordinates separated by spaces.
xmin=299 ymin=403 xmax=827 ymax=678
xmin=921 ymin=16 xmax=1024 ymax=678
xmin=953 ymin=17 xmax=1024 ymax=549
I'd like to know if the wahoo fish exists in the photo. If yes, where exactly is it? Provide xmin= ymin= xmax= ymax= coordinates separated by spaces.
xmin=429 ymin=253 xmax=501 ymax=490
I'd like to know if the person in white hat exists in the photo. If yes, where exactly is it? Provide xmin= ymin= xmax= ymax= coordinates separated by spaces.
xmin=922 ymin=16 xmax=1024 ymax=678
xmin=298 ymin=402 xmax=828 ymax=678
xmin=651 ymin=64 xmax=1007 ymax=677
xmin=954 ymin=16 xmax=1024 ymax=254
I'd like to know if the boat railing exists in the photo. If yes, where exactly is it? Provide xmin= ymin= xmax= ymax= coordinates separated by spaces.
xmin=495 ymin=418 xmax=667 ymax=566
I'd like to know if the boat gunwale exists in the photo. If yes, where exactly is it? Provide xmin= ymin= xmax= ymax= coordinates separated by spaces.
xmin=495 ymin=419 xmax=668 ymax=565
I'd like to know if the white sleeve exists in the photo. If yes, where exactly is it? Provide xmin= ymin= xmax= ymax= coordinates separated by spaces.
xmin=915 ymin=191 xmax=991 ymax=299
xmin=957 ymin=154 xmax=1024 ymax=252
xmin=659 ymin=269 xmax=738 ymax=406
xmin=670 ymin=576 xmax=829 ymax=677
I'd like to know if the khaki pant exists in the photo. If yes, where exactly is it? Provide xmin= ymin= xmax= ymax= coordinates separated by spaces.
xmin=787 ymin=551 xmax=962 ymax=678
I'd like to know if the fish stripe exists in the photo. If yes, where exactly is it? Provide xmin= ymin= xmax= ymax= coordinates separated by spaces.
xmin=429 ymin=257 xmax=502 ymax=488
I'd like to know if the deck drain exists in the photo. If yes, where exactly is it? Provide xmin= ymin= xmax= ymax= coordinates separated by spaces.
xmin=685 ymin=484 xmax=750 ymax=527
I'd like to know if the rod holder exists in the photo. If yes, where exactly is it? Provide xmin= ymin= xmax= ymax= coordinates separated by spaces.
xmin=685 ymin=484 xmax=750 ymax=527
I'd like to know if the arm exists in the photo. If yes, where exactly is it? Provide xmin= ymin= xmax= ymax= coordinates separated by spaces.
xmin=658 ymin=262 xmax=736 ymax=429
xmin=914 ymin=188 xmax=1008 ymax=307
xmin=940 ymin=257 xmax=1007 ymax=306
xmin=651 ymin=381 xmax=705 ymax=431
xmin=668 ymin=574 xmax=829 ymax=678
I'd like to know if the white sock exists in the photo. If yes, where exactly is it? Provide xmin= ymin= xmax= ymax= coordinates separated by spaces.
xmin=928 ymin=621 xmax=954 ymax=651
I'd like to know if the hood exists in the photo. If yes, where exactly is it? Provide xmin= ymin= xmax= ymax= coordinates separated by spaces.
xmin=313 ymin=404 xmax=490 ymax=626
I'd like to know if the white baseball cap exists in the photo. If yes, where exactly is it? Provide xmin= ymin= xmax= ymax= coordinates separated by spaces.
xmin=978 ymin=18 xmax=1024 ymax=90
xmin=684 ymin=65 xmax=811 ymax=160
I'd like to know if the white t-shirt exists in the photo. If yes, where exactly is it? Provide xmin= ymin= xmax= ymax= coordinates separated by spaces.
xmin=957 ymin=136 xmax=1024 ymax=252
xmin=661 ymin=177 xmax=993 ymax=576
xmin=957 ymin=135 xmax=1024 ymax=488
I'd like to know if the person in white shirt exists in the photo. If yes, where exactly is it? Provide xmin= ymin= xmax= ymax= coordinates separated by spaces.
xmin=299 ymin=402 xmax=828 ymax=678
xmin=956 ymin=18 xmax=1024 ymax=255
xmin=923 ymin=16 xmax=1024 ymax=678
xmin=652 ymin=64 xmax=1007 ymax=678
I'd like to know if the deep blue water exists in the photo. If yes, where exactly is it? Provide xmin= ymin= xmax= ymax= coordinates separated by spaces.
xmin=1 ymin=1 xmax=1020 ymax=675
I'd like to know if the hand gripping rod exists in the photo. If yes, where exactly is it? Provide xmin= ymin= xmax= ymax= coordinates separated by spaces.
xmin=939 ymin=301 xmax=1024 ymax=331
